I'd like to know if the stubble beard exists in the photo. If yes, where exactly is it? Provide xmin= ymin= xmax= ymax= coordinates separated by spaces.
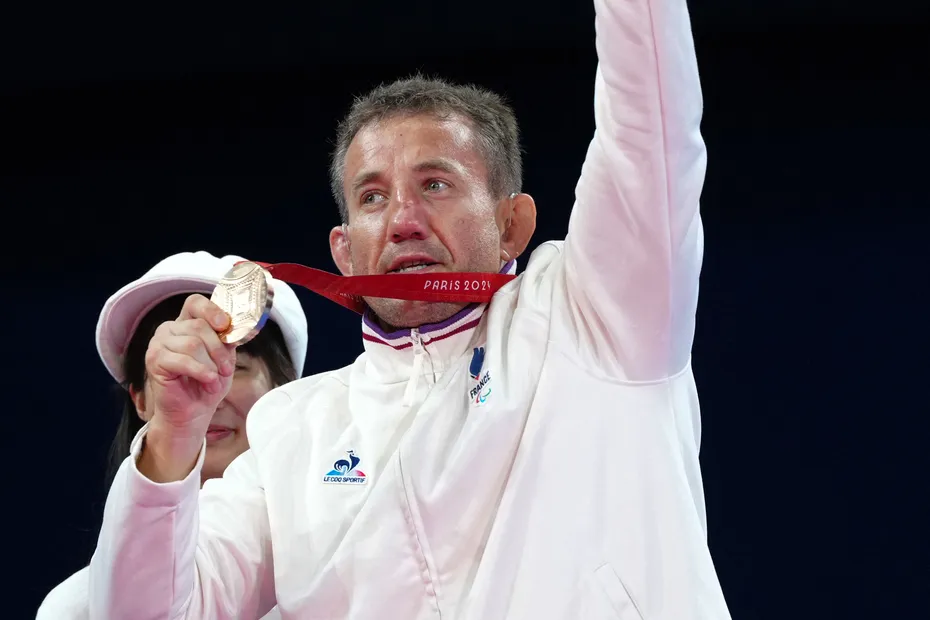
xmin=364 ymin=297 xmax=468 ymax=332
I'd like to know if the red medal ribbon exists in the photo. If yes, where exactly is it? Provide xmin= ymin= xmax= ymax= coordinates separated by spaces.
xmin=242 ymin=262 xmax=517 ymax=314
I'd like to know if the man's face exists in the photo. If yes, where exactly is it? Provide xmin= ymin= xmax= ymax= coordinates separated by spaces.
xmin=334 ymin=113 xmax=505 ymax=328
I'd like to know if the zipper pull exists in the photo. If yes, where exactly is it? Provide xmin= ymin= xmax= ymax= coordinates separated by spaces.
xmin=403 ymin=329 xmax=425 ymax=407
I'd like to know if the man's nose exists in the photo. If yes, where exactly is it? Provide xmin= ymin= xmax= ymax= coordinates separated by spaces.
xmin=387 ymin=186 xmax=430 ymax=242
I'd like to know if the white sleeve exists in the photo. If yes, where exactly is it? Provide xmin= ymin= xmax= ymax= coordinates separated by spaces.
xmin=560 ymin=0 xmax=706 ymax=381
xmin=259 ymin=606 xmax=284 ymax=620
xmin=87 ymin=422 xmax=276 ymax=620
xmin=36 ymin=567 xmax=90 ymax=620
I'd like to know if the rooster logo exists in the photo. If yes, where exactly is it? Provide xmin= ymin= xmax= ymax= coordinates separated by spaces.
xmin=323 ymin=450 xmax=367 ymax=484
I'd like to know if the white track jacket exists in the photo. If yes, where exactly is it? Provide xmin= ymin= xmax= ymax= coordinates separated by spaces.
xmin=88 ymin=0 xmax=731 ymax=617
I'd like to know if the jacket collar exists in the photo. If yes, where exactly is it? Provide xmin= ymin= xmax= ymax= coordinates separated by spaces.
xmin=359 ymin=260 xmax=515 ymax=387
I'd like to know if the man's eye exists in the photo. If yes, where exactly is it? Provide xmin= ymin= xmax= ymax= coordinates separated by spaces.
xmin=426 ymin=180 xmax=449 ymax=192
xmin=362 ymin=192 xmax=385 ymax=204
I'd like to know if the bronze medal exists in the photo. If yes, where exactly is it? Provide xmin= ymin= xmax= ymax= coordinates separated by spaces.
xmin=210 ymin=261 xmax=274 ymax=346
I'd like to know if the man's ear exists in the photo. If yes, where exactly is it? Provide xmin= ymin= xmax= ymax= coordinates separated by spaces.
xmin=497 ymin=193 xmax=537 ymax=263
xmin=129 ymin=385 xmax=151 ymax=422
xmin=329 ymin=224 xmax=353 ymax=276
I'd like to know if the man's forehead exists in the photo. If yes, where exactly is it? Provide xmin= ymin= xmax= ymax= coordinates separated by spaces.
xmin=346 ymin=114 xmax=483 ymax=183
xmin=352 ymin=114 xmax=474 ymax=155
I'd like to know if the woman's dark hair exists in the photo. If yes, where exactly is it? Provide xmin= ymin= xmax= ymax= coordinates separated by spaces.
xmin=104 ymin=293 xmax=298 ymax=488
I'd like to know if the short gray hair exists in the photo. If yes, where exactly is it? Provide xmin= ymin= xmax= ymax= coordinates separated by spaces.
xmin=329 ymin=75 xmax=523 ymax=223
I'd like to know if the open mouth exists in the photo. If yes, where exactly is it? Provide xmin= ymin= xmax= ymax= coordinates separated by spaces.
xmin=388 ymin=261 xmax=439 ymax=274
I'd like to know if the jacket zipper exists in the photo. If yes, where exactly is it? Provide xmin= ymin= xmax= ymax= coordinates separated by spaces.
xmin=403 ymin=329 xmax=425 ymax=407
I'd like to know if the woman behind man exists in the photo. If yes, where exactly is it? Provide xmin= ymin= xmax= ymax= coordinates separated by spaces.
xmin=37 ymin=251 xmax=308 ymax=620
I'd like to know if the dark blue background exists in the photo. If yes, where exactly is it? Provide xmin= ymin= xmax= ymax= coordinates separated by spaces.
xmin=2 ymin=1 xmax=927 ymax=617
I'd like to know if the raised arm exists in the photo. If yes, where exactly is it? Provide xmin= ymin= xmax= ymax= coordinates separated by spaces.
xmin=561 ymin=0 xmax=706 ymax=381
xmin=87 ymin=426 xmax=276 ymax=620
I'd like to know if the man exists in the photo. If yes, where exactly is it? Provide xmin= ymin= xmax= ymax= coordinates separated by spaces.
xmin=89 ymin=0 xmax=731 ymax=617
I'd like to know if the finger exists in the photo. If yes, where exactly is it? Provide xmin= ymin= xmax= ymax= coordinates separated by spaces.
xmin=177 ymin=294 xmax=230 ymax=333
xmin=168 ymin=320 xmax=236 ymax=377
xmin=161 ymin=333 xmax=220 ymax=374
xmin=145 ymin=347 xmax=218 ymax=385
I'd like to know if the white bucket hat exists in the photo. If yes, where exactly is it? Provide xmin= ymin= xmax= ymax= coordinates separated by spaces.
xmin=95 ymin=251 xmax=308 ymax=383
